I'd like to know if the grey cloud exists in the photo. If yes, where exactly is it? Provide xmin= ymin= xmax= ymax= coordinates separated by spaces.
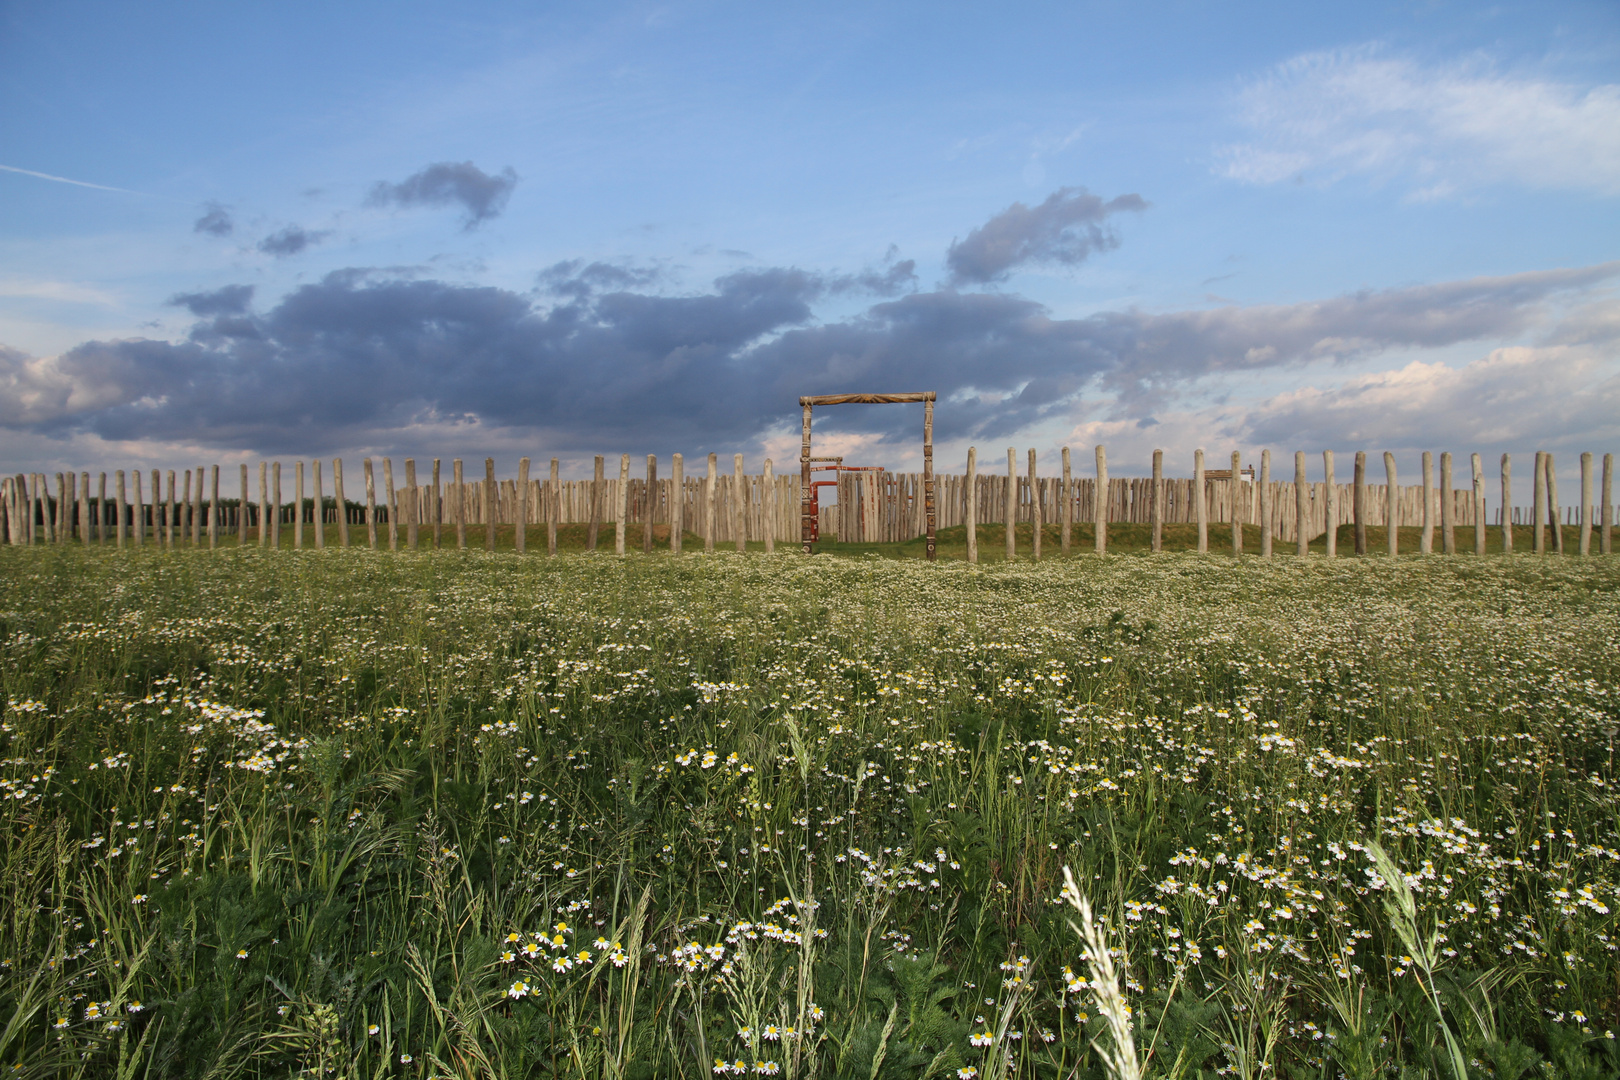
xmin=831 ymin=257 xmax=918 ymax=298
xmin=367 ymin=162 xmax=518 ymax=229
xmin=537 ymin=260 xmax=662 ymax=299
xmin=257 ymin=226 xmax=330 ymax=258
xmin=193 ymin=203 xmax=233 ymax=237
xmin=946 ymin=187 xmax=1147 ymax=285
xmin=167 ymin=285 xmax=254 ymax=317
xmin=6 ymin=260 xmax=1614 ymax=459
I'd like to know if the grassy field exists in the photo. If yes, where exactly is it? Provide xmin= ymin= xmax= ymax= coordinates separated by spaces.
xmin=1 ymin=546 xmax=1618 ymax=1079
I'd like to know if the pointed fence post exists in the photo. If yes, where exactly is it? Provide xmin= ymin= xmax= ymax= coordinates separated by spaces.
xmin=1006 ymin=447 xmax=1017 ymax=560
xmin=548 ymin=458 xmax=560 ymax=555
xmin=645 ymin=455 xmax=658 ymax=554
xmin=1384 ymin=452 xmax=1398 ymax=558
xmin=966 ymin=447 xmax=978 ymax=564
xmin=588 ymin=456 xmax=604 ymax=551
xmin=617 ymin=454 xmax=630 ymax=555
xmin=453 ymin=459 xmax=465 ymax=549
xmin=1195 ymin=449 xmax=1207 ymax=552
xmin=334 ymin=459 xmax=351 ymax=548
xmin=1230 ymin=451 xmax=1242 ymax=556
xmin=1353 ymin=452 xmax=1366 ymax=555
xmin=733 ymin=453 xmax=746 ymax=553
xmin=1060 ymin=447 xmax=1071 ymax=555
xmin=484 ymin=458 xmax=496 ymax=551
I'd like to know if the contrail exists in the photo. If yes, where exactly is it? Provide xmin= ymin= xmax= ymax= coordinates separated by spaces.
xmin=0 ymin=163 xmax=144 ymax=195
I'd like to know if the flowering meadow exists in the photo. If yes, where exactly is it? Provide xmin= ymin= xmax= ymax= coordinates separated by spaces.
xmin=1 ymin=546 xmax=1618 ymax=1080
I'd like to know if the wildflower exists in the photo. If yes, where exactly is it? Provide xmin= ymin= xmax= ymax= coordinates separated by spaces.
xmin=507 ymin=980 xmax=531 ymax=999
xmin=958 ymin=1069 xmax=980 ymax=1079
xmin=400 ymin=1054 xmax=412 ymax=1064
xmin=809 ymin=1004 xmax=825 ymax=1023
xmin=762 ymin=1025 xmax=781 ymax=1042
xmin=52 ymin=1017 xmax=69 ymax=1030
xmin=754 ymin=1063 xmax=780 ymax=1075
xmin=236 ymin=949 xmax=249 ymax=960
xmin=127 ymin=1001 xmax=144 ymax=1012
xmin=523 ymin=941 xmax=542 ymax=958
xmin=501 ymin=950 xmax=516 ymax=963
xmin=368 ymin=1023 xmax=381 ymax=1035
xmin=132 ymin=895 xmax=147 ymax=905
xmin=714 ymin=1060 xmax=731 ymax=1075
xmin=575 ymin=949 xmax=593 ymax=965
xmin=969 ymin=1031 xmax=995 ymax=1047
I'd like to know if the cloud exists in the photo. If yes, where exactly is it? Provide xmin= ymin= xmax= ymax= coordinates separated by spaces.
xmin=257 ymin=226 xmax=329 ymax=258
xmin=1219 ymin=47 xmax=1620 ymax=197
xmin=946 ymin=188 xmax=1147 ymax=285
xmin=366 ymin=161 xmax=519 ymax=229
xmin=167 ymin=285 xmax=254 ymax=318
xmin=193 ymin=203 xmax=234 ymax=237
xmin=537 ymin=260 xmax=662 ymax=299
xmin=4 ymin=259 xmax=1612 ymax=459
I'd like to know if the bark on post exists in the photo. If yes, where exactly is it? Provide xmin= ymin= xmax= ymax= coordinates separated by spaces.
xmin=1230 ymin=451 xmax=1243 ymax=556
xmin=1532 ymin=451 xmax=1547 ymax=553
xmin=54 ymin=473 xmax=65 ymax=544
xmin=81 ymin=471 xmax=92 ymax=544
xmin=616 ymin=454 xmax=630 ymax=555
xmin=295 ymin=461 xmax=305 ymax=549
xmin=515 ymin=458 xmax=529 ymax=553
xmin=311 ymin=461 xmax=323 ymax=549
xmin=704 ymin=453 xmax=717 ymax=552
xmin=405 ymin=459 xmax=419 ymax=550
xmin=547 ymin=458 xmax=559 ymax=556
xmin=452 ymin=459 xmax=465 ymax=549
xmin=1260 ymin=449 xmax=1273 ymax=558
xmin=587 ymin=456 xmax=604 ymax=551
xmin=644 ymin=455 xmax=658 ymax=554
xmin=116 ymin=471 xmax=127 ymax=547
xmin=733 ymin=453 xmax=746 ymax=553
xmin=484 ymin=458 xmax=497 ymax=551
xmin=1151 ymin=449 xmax=1164 ymax=553
xmin=1384 ymin=452 xmax=1398 ymax=558
xmin=257 ymin=463 xmax=269 ymax=548
xmin=923 ymin=395 xmax=937 ymax=561
xmin=1501 ymin=455 xmax=1513 ymax=554
xmin=165 ymin=470 xmax=177 ymax=548
xmin=1546 ymin=453 xmax=1563 ymax=554
xmin=1060 ymin=446 xmax=1071 ymax=555
xmin=672 ymin=453 xmax=685 ymax=554
xmin=363 ymin=459 xmax=378 ymax=549
xmin=238 ymin=464 xmax=248 ymax=545
xmin=1579 ymin=453 xmax=1594 ymax=556
xmin=1603 ymin=453 xmax=1613 ymax=556
xmin=432 ymin=459 xmax=442 ymax=548
xmin=762 ymin=458 xmax=774 ymax=554
xmin=1195 ymin=449 xmax=1207 ymax=552
xmin=1324 ymin=451 xmax=1337 ymax=557
xmin=133 ymin=470 xmax=145 ymax=546
xmin=966 ymin=447 xmax=979 ymax=564
xmin=799 ymin=403 xmax=813 ymax=553
xmin=334 ymin=460 xmax=351 ymax=548
xmin=1353 ymin=451 xmax=1367 ymax=556
xmin=1006 ymin=448 xmax=1017 ymax=560
xmin=1440 ymin=452 xmax=1455 ymax=554
xmin=1029 ymin=449 xmax=1041 ymax=560
xmin=1421 ymin=452 xmax=1434 ymax=554
xmin=98 ymin=473 xmax=108 ymax=544
xmin=1472 ymin=453 xmax=1486 ymax=556
xmin=1295 ymin=451 xmax=1308 ymax=556
xmin=1097 ymin=445 xmax=1110 ymax=555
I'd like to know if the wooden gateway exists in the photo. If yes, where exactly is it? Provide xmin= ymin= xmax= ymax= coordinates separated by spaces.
xmin=798 ymin=392 xmax=937 ymax=560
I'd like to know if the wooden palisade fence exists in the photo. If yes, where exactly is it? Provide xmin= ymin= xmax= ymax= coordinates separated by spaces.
xmin=2 ymin=448 xmax=1614 ymax=557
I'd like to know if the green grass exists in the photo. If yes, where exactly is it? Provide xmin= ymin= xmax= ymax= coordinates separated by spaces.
xmin=1 ymin=546 xmax=1618 ymax=1079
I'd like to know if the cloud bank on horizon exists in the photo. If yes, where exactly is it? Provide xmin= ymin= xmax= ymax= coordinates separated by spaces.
xmin=0 ymin=2 xmax=1616 ymax=476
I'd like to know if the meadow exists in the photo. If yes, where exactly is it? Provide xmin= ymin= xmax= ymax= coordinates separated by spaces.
xmin=1 ymin=545 xmax=1617 ymax=1080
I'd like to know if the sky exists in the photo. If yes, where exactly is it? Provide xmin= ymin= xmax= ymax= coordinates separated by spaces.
xmin=1 ymin=0 xmax=1617 ymax=500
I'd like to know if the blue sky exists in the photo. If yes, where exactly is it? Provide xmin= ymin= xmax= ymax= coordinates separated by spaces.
xmin=2 ymin=0 xmax=1617 ymax=495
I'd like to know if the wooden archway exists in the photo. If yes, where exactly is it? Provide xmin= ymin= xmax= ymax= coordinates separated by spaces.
xmin=798 ymin=392 xmax=936 ymax=560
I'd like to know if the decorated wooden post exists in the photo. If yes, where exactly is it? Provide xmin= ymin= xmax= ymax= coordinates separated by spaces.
xmin=923 ymin=395 xmax=936 ymax=560
xmin=800 ymin=404 xmax=813 ymax=553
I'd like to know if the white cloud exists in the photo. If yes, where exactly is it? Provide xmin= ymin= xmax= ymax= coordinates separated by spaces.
xmin=1218 ymin=46 xmax=1620 ymax=197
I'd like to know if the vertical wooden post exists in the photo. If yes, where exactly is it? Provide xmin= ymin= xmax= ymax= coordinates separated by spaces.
xmin=483 ymin=458 xmax=497 ymax=551
xmin=379 ymin=459 xmax=394 ymax=550
xmin=333 ymin=460 xmax=350 ymax=548
xmin=53 ymin=473 xmax=65 ymax=544
xmin=1294 ymin=451 xmax=1308 ymax=556
xmin=1058 ymin=447 xmax=1071 ymax=555
xmin=799 ymin=403 xmax=813 ymax=554
xmin=172 ymin=470 xmax=183 ymax=545
xmin=587 ymin=456 xmax=604 ymax=551
xmin=132 ymin=470 xmax=145 ymax=546
xmin=1260 ymin=450 xmax=1273 ymax=558
xmin=79 ymin=471 xmax=91 ymax=544
xmin=615 ymin=454 xmax=630 ymax=555
xmin=164 ymin=470 xmax=175 ymax=548
xmin=1546 ymin=453 xmax=1563 ymax=554
xmin=645 ymin=455 xmax=658 ymax=553
xmin=236 ymin=464 xmax=247 ymax=545
xmin=192 ymin=466 xmax=203 ymax=545
xmin=97 ymin=472 xmax=107 ymax=544
xmin=1421 ymin=452 xmax=1434 ymax=554
xmin=1097 ymin=445 xmax=1110 ymax=555
xmin=1472 ymin=454 xmax=1486 ymax=555
xmin=255 ymin=463 xmax=267 ymax=547
xmin=762 ymin=458 xmax=774 ymax=554
xmin=404 ymin=459 xmax=419 ymax=549
xmin=1603 ymin=453 xmax=1613 ymax=556
xmin=515 ymin=458 xmax=530 ymax=553
xmin=115 ymin=470 xmax=127 ymax=547
xmin=452 ymin=459 xmax=465 ymax=549
xmin=1352 ymin=452 xmax=1366 ymax=555
xmin=310 ymin=461 xmax=323 ymax=549
xmin=1028 ymin=449 xmax=1041 ymax=560
xmin=1384 ymin=452 xmax=1398 ymax=558
xmin=733 ymin=453 xmax=746 ymax=553
xmin=272 ymin=462 xmax=284 ymax=549
xmin=1439 ymin=452 xmax=1454 ymax=554
xmin=547 ymin=458 xmax=559 ymax=555
xmin=295 ymin=461 xmax=305 ymax=549
xmin=1193 ymin=449 xmax=1207 ymax=552
xmin=705 ymin=453 xmax=717 ymax=552
xmin=924 ymin=395 xmax=936 ymax=560
xmin=1230 ymin=451 xmax=1242 ymax=556
xmin=1151 ymin=449 xmax=1164 ymax=553
xmin=672 ymin=453 xmax=685 ymax=554
xmin=362 ymin=459 xmax=377 ymax=548
xmin=1323 ymin=451 xmax=1336 ymax=557
xmin=1006 ymin=447 xmax=1018 ymax=560
xmin=965 ymin=447 xmax=979 ymax=564
xmin=1532 ymin=451 xmax=1547 ymax=553
xmin=1500 ymin=454 xmax=1513 ymax=554
xmin=432 ymin=459 xmax=442 ymax=548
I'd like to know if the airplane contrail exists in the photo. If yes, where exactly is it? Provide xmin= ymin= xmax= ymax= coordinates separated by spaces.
xmin=0 ymin=163 xmax=145 ymax=195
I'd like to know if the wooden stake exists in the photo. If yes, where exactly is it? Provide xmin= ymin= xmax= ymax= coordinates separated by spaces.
xmin=1324 ymin=451 xmax=1336 ymax=557
xmin=1546 ymin=452 xmax=1563 ymax=554
xmin=1059 ymin=447 xmax=1071 ymax=555
xmin=295 ymin=461 xmax=305 ymax=548
xmin=165 ymin=470 xmax=176 ymax=548
xmin=1260 ymin=449 xmax=1273 ymax=558
xmin=800 ymin=404 xmax=813 ymax=553
xmin=237 ymin=464 xmax=248 ymax=545
xmin=515 ymin=458 xmax=529 ymax=553
xmin=1579 ymin=453 xmax=1594 ymax=556
xmin=1151 ymin=449 xmax=1164 ymax=553
xmin=762 ymin=457 xmax=774 ymax=554
xmin=705 ymin=453 xmax=717 ymax=552
xmin=132 ymin=470 xmax=144 ymax=546
xmin=733 ymin=453 xmax=746 ymax=553
xmin=548 ymin=458 xmax=560 ymax=555
xmin=1472 ymin=453 xmax=1486 ymax=556
xmin=431 ymin=459 xmax=442 ymax=548
xmin=923 ymin=396 xmax=936 ymax=561
xmin=333 ymin=459 xmax=350 ymax=548
xmin=116 ymin=470 xmax=127 ymax=547
xmin=1029 ymin=449 xmax=1041 ymax=560
xmin=588 ymin=455 xmax=603 ymax=551
xmin=453 ymin=459 xmax=465 ymax=549
xmin=1006 ymin=447 xmax=1017 ymax=560
xmin=1195 ymin=449 xmax=1207 ymax=552
xmin=672 ymin=453 xmax=685 ymax=554
xmin=966 ymin=447 xmax=978 ymax=563
xmin=1384 ymin=451 xmax=1398 ymax=558
xmin=1352 ymin=451 xmax=1366 ymax=555
xmin=363 ymin=459 xmax=377 ymax=548
xmin=405 ymin=459 xmax=418 ymax=549
xmin=1230 ymin=451 xmax=1242 ymax=556
xmin=1603 ymin=453 xmax=1613 ymax=556
xmin=617 ymin=454 xmax=630 ymax=555
xmin=1098 ymin=445 xmax=1110 ymax=555
xmin=645 ymin=455 xmax=658 ymax=553
xmin=311 ymin=461 xmax=323 ymax=549
xmin=1440 ymin=452 xmax=1454 ymax=554
xmin=1421 ymin=452 xmax=1434 ymax=554
xmin=484 ymin=458 xmax=496 ymax=551
xmin=1294 ymin=451 xmax=1308 ymax=556
xmin=1532 ymin=451 xmax=1546 ymax=554
xmin=1500 ymin=454 xmax=1513 ymax=554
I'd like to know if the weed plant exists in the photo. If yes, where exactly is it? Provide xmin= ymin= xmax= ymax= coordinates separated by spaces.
xmin=0 ymin=546 xmax=1617 ymax=1079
